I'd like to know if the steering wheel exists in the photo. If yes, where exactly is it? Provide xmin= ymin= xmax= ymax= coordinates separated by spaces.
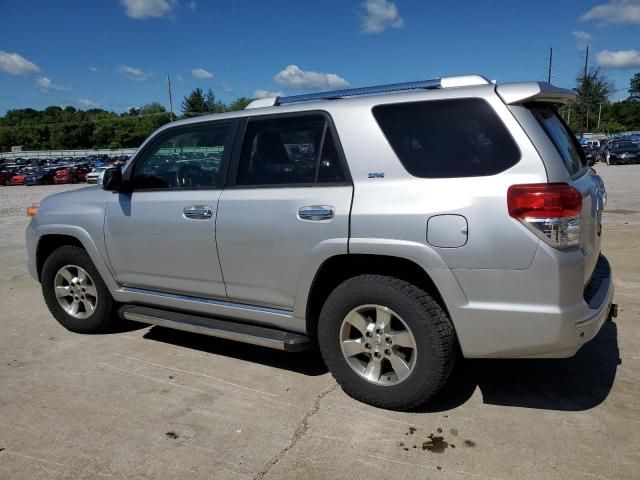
xmin=175 ymin=164 xmax=203 ymax=188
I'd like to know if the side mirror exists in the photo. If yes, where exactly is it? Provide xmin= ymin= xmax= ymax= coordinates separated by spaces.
xmin=99 ymin=167 xmax=122 ymax=191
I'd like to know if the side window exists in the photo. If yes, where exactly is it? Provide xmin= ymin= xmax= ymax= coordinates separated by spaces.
xmin=317 ymin=129 xmax=346 ymax=183
xmin=236 ymin=115 xmax=346 ymax=186
xmin=131 ymin=123 xmax=232 ymax=189
xmin=373 ymin=99 xmax=520 ymax=178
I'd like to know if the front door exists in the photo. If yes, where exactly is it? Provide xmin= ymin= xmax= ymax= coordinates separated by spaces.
xmin=105 ymin=121 xmax=236 ymax=299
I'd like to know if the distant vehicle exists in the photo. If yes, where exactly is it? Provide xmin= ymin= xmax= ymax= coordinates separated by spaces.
xmin=0 ymin=169 xmax=14 ymax=186
xmin=10 ymin=168 xmax=30 ymax=185
xmin=53 ymin=166 xmax=89 ymax=184
xmin=85 ymin=165 xmax=114 ymax=184
xmin=24 ymin=167 xmax=66 ymax=186
xmin=582 ymin=145 xmax=597 ymax=166
xmin=606 ymin=141 xmax=640 ymax=165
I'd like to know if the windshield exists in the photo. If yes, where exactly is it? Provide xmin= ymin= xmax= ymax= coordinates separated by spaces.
xmin=613 ymin=142 xmax=639 ymax=151
xmin=530 ymin=105 xmax=586 ymax=176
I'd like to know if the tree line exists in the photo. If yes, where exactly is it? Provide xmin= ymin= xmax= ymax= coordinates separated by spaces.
xmin=0 ymin=89 xmax=251 ymax=151
xmin=563 ymin=71 xmax=640 ymax=134
xmin=1 ymin=73 xmax=639 ymax=152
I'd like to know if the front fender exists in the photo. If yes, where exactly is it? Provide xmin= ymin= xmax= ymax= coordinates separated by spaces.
xmin=31 ymin=224 xmax=119 ymax=292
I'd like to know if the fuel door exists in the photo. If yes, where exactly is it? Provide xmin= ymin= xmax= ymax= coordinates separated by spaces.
xmin=427 ymin=214 xmax=468 ymax=248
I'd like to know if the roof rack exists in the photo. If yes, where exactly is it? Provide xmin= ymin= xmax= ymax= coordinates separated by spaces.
xmin=246 ymin=75 xmax=489 ymax=108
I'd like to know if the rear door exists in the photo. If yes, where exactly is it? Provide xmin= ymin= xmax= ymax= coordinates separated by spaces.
xmin=216 ymin=113 xmax=352 ymax=309
xmin=529 ymin=106 xmax=604 ymax=283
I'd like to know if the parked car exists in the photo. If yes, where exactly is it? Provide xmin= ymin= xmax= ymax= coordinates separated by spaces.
xmin=27 ymin=75 xmax=615 ymax=410
xmin=10 ymin=168 xmax=31 ymax=185
xmin=53 ymin=165 xmax=88 ymax=184
xmin=605 ymin=141 xmax=640 ymax=165
xmin=0 ymin=168 xmax=15 ymax=186
xmin=24 ymin=167 xmax=67 ymax=186
xmin=85 ymin=164 xmax=113 ymax=184
xmin=582 ymin=145 xmax=597 ymax=166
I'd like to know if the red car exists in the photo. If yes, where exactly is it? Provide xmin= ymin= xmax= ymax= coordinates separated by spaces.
xmin=10 ymin=170 xmax=27 ymax=185
xmin=1 ymin=170 xmax=13 ymax=186
xmin=53 ymin=166 xmax=89 ymax=184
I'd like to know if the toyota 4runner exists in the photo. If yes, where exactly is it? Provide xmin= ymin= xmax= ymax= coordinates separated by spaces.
xmin=27 ymin=75 xmax=615 ymax=410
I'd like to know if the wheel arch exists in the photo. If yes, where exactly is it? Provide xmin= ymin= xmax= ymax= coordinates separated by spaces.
xmin=304 ymin=253 xmax=465 ymax=342
xmin=35 ymin=227 xmax=119 ymax=291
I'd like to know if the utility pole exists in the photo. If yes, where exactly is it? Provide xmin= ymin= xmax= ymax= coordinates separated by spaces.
xmin=582 ymin=45 xmax=590 ymax=134
xmin=167 ymin=74 xmax=174 ymax=121
xmin=547 ymin=47 xmax=553 ymax=83
xmin=597 ymin=103 xmax=602 ymax=132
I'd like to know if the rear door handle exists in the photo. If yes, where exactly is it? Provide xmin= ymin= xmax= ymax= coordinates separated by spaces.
xmin=298 ymin=206 xmax=335 ymax=221
xmin=183 ymin=205 xmax=214 ymax=220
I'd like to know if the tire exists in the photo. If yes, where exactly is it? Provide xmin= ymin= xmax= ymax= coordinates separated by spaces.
xmin=41 ymin=245 xmax=117 ymax=333
xmin=317 ymin=275 xmax=456 ymax=410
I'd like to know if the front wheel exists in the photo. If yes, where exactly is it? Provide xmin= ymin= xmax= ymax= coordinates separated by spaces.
xmin=318 ymin=275 xmax=456 ymax=410
xmin=41 ymin=245 xmax=117 ymax=333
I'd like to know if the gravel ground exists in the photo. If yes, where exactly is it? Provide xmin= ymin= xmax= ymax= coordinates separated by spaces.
xmin=0 ymin=183 xmax=87 ymax=218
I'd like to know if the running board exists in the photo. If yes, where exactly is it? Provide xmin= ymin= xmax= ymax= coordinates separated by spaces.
xmin=119 ymin=305 xmax=311 ymax=352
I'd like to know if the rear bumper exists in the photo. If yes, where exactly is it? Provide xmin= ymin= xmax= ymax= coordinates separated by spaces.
xmin=452 ymin=253 xmax=614 ymax=358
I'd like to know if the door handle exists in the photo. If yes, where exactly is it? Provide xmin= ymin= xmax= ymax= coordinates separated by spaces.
xmin=183 ymin=205 xmax=214 ymax=220
xmin=298 ymin=206 xmax=335 ymax=221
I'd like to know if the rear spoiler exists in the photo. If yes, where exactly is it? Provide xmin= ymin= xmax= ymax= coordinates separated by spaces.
xmin=496 ymin=82 xmax=576 ymax=105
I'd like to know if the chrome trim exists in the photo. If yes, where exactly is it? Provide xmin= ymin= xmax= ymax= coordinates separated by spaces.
xmin=123 ymin=311 xmax=287 ymax=350
xmin=183 ymin=205 xmax=214 ymax=220
xmin=113 ymin=287 xmax=302 ymax=332
xmin=298 ymin=205 xmax=335 ymax=221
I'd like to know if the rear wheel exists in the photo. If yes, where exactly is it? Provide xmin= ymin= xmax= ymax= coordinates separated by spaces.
xmin=41 ymin=246 xmax=117 ymax=333
xmin=318 ymin=275 xmax=456 ymax=410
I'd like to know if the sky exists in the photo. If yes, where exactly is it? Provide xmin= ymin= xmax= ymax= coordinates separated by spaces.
xmin=0 ymin=0 xmax=639 ymax=115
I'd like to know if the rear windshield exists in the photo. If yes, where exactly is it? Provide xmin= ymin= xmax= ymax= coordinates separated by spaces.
xmin=372 ymin=98 xmax=520 ymax=178
xmin=612 ymin=142 xmax=640 ymax=151
xmin=530 ymin=105 xmax=586 ymax=176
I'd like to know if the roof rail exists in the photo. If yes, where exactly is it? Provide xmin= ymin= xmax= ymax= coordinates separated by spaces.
xmin=267 ymin=75 xmax=490 ymax=107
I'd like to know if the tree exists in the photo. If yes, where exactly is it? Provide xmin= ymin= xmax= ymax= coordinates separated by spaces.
xmin=572 ymin=67 xmax=613 ymax=133
xmin=227 ymin=97 xmax=252 ymax=111
xmin=204 ymin=89 xmax=226 ymax=113
xmin=629 ymin=73 xmax=640 ymax=101
xmin=181 ymin=88 xmax=207 ymax=116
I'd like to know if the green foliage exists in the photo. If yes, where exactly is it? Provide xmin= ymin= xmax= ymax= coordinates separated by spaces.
xmin=629 ymin=73 xmax=640 ymax=100
xmin=226 ymin=97 xmax=253 ymax=111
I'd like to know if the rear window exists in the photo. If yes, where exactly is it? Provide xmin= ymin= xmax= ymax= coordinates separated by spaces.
xmin=372 ymin=98 xmax=520 ymax=178
xmin=530 ymin=105 xmax=586 ymax=176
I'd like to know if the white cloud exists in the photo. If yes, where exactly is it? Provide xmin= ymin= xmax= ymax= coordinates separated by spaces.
xmin=0 ymin=50 xmax=40 ymax=75
xmin=596 ymin=49 xmax=640 ymax=69
xmin=36 ymin=76 xmax=68 ymax=92
xmin=187 ymin=1 xmax=196 ymax=11
xmin=191 ymin=68 xmax=213 ymax=79
xmin=121 ymin=0 xmax=172 ymax=19
xmin=118 ymin=65 xmax=151 ymax=80
xmin=176 ymin=74 xmax=184 ymax=82
xmin=572 ymin=31 xmax=592 ymax=50
xmin=253 ymin=89 xmax=283 ymax=99
xmin=581 ymin=0 xmax=640 ymax=24
xmin=89 ymin=66 xmax=100 ymax=72
xmin=361 ymin=0 xmax=404 ymax=33
xmin=274 ymin=65 xmax=349 ymax=89
xmin=78 ymin=98 xmax=99 ymax=108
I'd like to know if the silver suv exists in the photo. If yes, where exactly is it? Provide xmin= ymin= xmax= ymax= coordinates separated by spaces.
xmin=26 ymin=75 xmax=615 ymax=410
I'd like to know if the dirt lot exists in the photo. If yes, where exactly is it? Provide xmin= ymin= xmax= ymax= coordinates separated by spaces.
xmin=1 ymin=166 xmax=639 ymax=480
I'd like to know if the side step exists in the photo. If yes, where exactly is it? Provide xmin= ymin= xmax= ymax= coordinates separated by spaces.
xmin=119 ymin=305 xmax=311 ymax=352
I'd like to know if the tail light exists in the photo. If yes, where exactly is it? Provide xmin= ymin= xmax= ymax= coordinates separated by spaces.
xmin=508 ymin=183 xmax=582 ymax=249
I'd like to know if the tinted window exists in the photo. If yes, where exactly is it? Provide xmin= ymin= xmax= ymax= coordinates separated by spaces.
xmin=131 ymin=124 xmax=232 ymax=189
xmin=237 ymin=115 xmax=346 ymax=186
xmin=373 ymin=98 xmax=520 ymax=178
xmin=531 ymin=106 xmax=585 ymax=175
